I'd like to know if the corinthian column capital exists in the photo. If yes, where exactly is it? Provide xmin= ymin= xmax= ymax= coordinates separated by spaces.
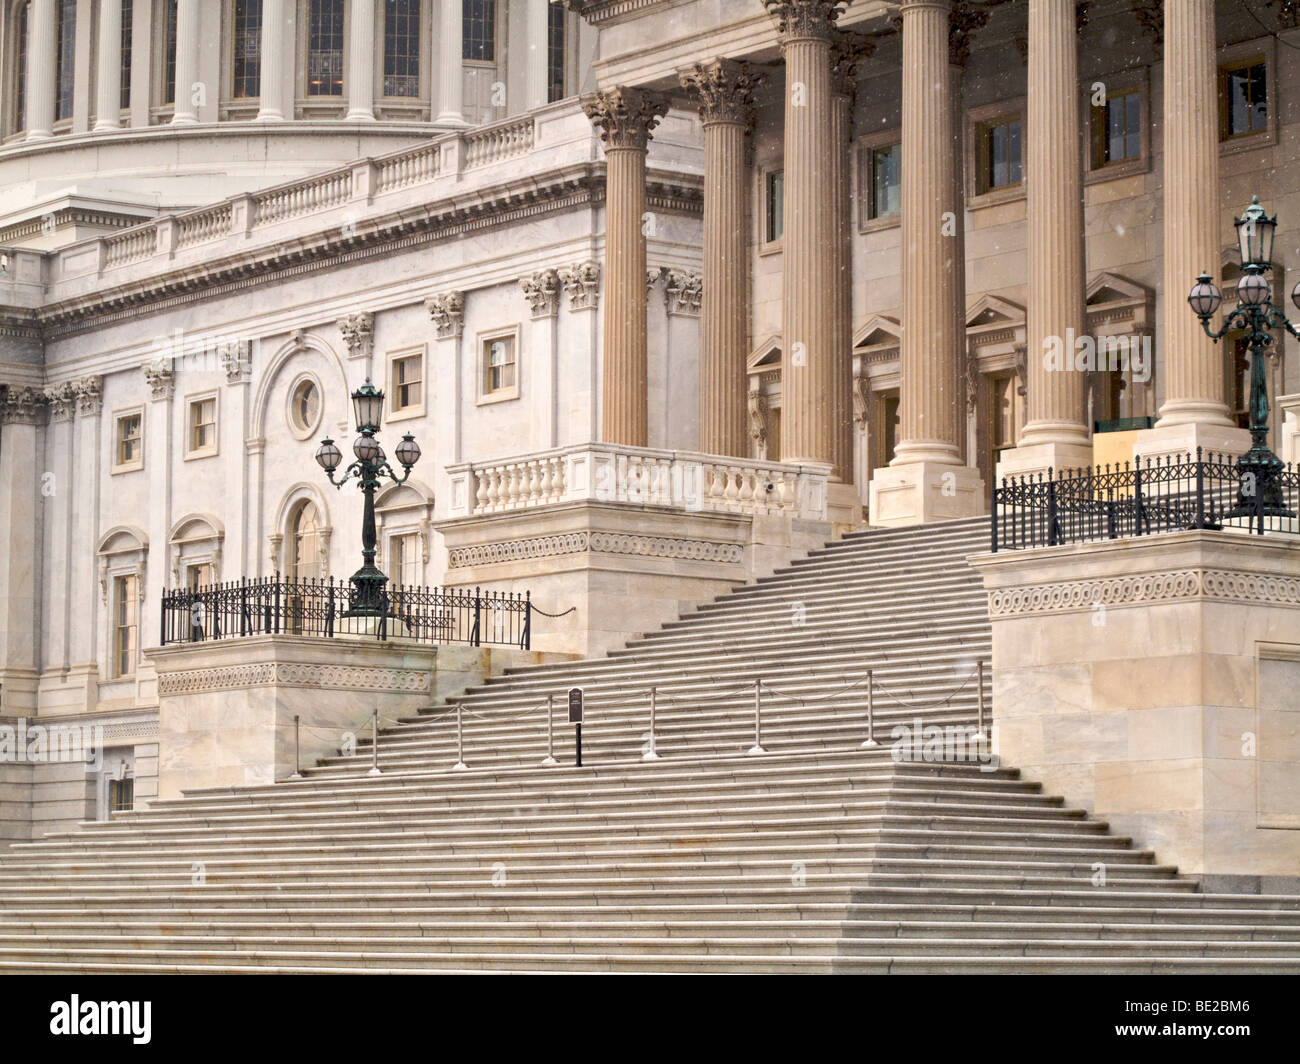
xmin=764 ymin=0 xmax=847 ymax=43
xmin=948 ymin=1 xmax=990 ymax=68
xmin=582 ymin=88 xmax=672 ymax=150
xmin=830 ymin=30 xmax=876 ymax=95
xmin=679 ymin=59 xmax=763 ymax=126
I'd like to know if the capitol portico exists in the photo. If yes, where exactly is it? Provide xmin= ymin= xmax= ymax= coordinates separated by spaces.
xmin=3 ymin=0 xmax=1300 ymax=843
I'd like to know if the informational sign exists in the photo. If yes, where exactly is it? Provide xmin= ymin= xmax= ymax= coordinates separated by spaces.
xmin=567 ymin=687 xmax=583 ymax=724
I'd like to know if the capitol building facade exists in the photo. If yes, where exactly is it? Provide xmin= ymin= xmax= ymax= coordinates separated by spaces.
xmin=1 ymin=0 xmax=1299 ymax=844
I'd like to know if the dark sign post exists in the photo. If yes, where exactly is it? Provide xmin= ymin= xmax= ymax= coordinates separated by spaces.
xmin=568 ymin=687 xmax=583 ymax=766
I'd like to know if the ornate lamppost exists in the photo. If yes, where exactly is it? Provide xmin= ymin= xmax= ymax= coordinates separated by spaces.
xmin=1187 ymin=196 xmax=1296 ymax=521
xmin=314 ymin=378 xmax=422 ymax=616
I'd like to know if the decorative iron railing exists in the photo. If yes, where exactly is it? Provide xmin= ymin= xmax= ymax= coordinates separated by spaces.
xmin=159 ymin=576 xmax=535 ymax=649
xmin=991 ymin=449 xmax=1300 ymax=552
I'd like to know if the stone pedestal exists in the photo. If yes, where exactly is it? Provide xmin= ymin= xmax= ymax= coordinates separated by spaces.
xmin=147 ymin=636 xmax=569 ymax=798
xmin=868 ymin=461 xmax=984 ymax=528
xmin=972 ymin=532 xmax=1300 ymax=891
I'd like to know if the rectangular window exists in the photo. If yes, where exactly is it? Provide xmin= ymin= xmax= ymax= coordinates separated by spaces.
xmin=307 ymin=0 xmax=345 ymax=96
xmin=187 ymin=396 xmax=217 ymax=456
xmin=979 ymin=116 xmax=1022 ymax=192
xmin=15 ymin=2 xmax=27 ymax=132
xmin=463 ymin=0 xmax=496 ymax=63
xmin=1220 ymin=59 xmax=1267 ymax=139
xmin=868 ymin=142 xmax=901 ymax=220
xmin=547 ymin=4 xmax=565 ymax=103
xmin=1091 ymin=87 xmax=1141 ymax=168
xmin=383 ymin=0 xmax=420 ymax=98
xmin=482 ymin=334 xmax=517 ymax=396
xmin=115 ymin=412 xmax=143 ymax=470
xmin=392 ymin=353 xmax=423 ymax=413
xmin=391 ymin=533 xmax=420 ymax=587
xmin=55 ymin=0 xmax=75 ymax=120
xmin=163 ymin=0 xmax=177 ymax=105
xmin=232 ymin=0 xmax=263 ymax=99
xmin=765 ymin=170 xmax=784 ymax=244
xmin=120 ymin=0 xmax=133 ymax=110
xmin=108 ymin=777 xmax=134 ymax=814
xmin=112 ymin=575 xmax=138 ymax=679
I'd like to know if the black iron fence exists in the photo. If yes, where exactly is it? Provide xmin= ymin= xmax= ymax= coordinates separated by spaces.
xmin=992 ymin=449 xmax=1300 ymax=552
xmin=160 ymin=576 xmax=536 ymax=649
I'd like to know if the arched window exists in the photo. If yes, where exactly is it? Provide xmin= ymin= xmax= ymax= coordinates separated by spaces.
xmin=306 ymin=0 xmax=343 ymax=97
xmin=11 ymin=1 xmax=27 ymax=134
xmin=382 ymin=0 xmax=419 ymax=98
xmin=289 ymin=500 xmax=323 ymax=582
xmin=54 ymin=0 xmax=74 ymax=120
xmin=232 ymin=0 xmax=262 ymax=99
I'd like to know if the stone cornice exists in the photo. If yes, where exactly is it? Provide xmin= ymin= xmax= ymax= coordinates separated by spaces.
xmin=29 ymin=167 xmax=696 ymax=341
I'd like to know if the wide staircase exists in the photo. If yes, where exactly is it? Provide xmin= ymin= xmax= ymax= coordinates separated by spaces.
xmin=1 ymin=516 xmax=1298 ymax=973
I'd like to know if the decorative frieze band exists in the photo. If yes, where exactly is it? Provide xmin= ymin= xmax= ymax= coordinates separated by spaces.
xmin=987 ymin=568 xmax=1300 ymax=617
xmin=448 ymin=530 xmax=744 ymax=569
xmin=158 ymin=661 xmax=433 ymax=696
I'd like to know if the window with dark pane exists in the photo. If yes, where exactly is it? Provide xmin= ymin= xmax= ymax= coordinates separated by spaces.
xmin=14 ymin=2 xmax=27 ymax=131
xmin=462 ymin=0 xmax=495 ymax=63
xmin=109 ymin=777 xmax=134 ymax=814
xmin=163 ymin=0 xmax=177 ymax=104
xmin=547 ymin=3 xmax=565 ymax=102
xmin=307 ymin=0 xmax=344 ymax=96
xmin=120 ymin=0 xmax=133 ymax=110
xmin=1222 ymin=60 xmax=1267 ymax=137
xmin=383 ymin=0 xmax=420 ymax=98
xmin=55 ymin=0 xmax=75 ymax=120
xmin=766 ymin=170 xmax=784 ymax=242
xmin=869 ymin=142 xmax=901 ymax=220
xmin=1093 ymin=88 xmax=1141 ymax=166
xmin=232 ymin=0 xmax=262 ymax=99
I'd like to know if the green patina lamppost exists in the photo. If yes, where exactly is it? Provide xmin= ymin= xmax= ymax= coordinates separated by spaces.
xmin=314 ymin=378 xmax=421 ymax=616
xmin=1187 ymin=196 xmax=1296 ymax=524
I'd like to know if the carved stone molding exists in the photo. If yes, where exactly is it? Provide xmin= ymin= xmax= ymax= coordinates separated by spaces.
xmin=748 ymin=389 xmax=768 ymax=446
xmin=988 ymin=569 xmax=1300 ymax=618
xmin=558 ymin=261 xmax=601 ymax=311
xmin=158 ymin=661 xmax=433 ymax=696
xmin=663 ymin=268 xmax=702 ymax=316
xmin=425 ymin=291 xmax=465 ymax=340
xmin=852 ymin=374 xmax=870 ymax=425
xmin=74 ymin=376 xmax=103 ymax=416
xmin=965 ymin=356 xmax=980 ymax=413
xmin=1133 ymin=0 xmax=1162 ymax=50
xmin=519 ymin=269 xmax=561 ymax=319
xmin=646 ymin=266 xmax=663 ymax=292
xmin=949 ymin=1 xmax=990 ymax=68
xmin=679 ymin=58 xmax=763 ymax=127
xmin=219 ymin=341 xmax=253 ymax=384
xmin=582 ymin=87 xmax=672 ymax=150
xmin=831 ymin=30 xmax=877 ymax=94
xmin=448 ymin=529 xmax=745 ymax=568
xmin=764 ymin=0 xmax=846 ymax=43
xmin=337 ymin=312 xmax=374 ymax=361
xmin=144 ymin=359 xmax=175 ymax=401
xmin=44 ymin=382 xmax=76 ymax=422
xmin=0 ymin=385 xmax=47 ymax=425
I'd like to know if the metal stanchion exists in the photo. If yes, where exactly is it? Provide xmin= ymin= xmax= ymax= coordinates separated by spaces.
xmin=453 ymin=702 xmax=468 ymax=771
xmin=747 ymin=678 xmax=767 ymax=756
xmin=860 ymin=669 xmax=878 ymax=748
xmin=368 ymin=710 xmax=381 ymax=776
xmin=643 ymin=686 xmax=661 ymax=761
xmin=974 ymin=660 xmax=987 ymax=741
xmin=289 ymin=715 xmax=304 ymax=779
xmin=542 ymin=694 xmax=558 ymax=766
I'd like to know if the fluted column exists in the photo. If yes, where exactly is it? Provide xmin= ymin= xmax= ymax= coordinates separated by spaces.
xmin=1160 ymin=0 xmax=1233 ymax=429
xmin=583 ymin=87 xmax=671 ymax=447
xmin=894 ymin=0 xmax=961 ymax=465
xmin=171 ymin=0 xmax=200 ymax=123
xmin=996 ymin=0 xmax=1092 ymax=478
xmin=867 ymin=0 xmax=983 ymax=525
xmin=681 ymin=59 xmax=760 ymax=459
xmin=26 ymin=0 xmax=57 ymax=140
xmin=437 ymin=0 xmax=464 ymax=123
xmin=766 ymin=1 xmax=839 ymax=466
xmin=257 ymin=0 xmax=288 ymax=121
xmin=346 ymin=0 xmax=376 ymax=120
xmin=93 ymin=0 xmax=123 ymax=130
xmin=526 ymin=0 xmax=550 ymax=110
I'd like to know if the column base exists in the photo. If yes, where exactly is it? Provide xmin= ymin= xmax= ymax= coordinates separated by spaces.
xmin=345 ymin=110 xmax=378 ymax=122
xmin=1134 ymin=420 xmax=1251 ymax=465
xmin=995 ymin=440 xmax=1096 ymax=483
xmin=254 ymin=110 xmax=286 ymax=122
xmin=868 ymin=462 xmax=986 ymax=528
